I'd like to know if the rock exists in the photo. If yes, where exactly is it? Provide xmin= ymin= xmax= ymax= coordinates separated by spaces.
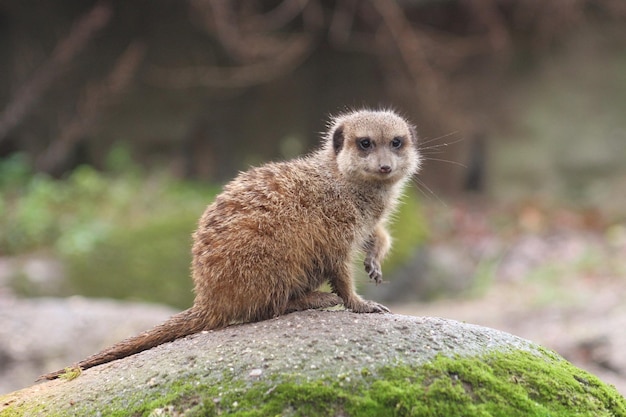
xmin=0 ymin=297 xmax=177 ymax=394
xmin=1 ymin=311 xmax=624 ymax=416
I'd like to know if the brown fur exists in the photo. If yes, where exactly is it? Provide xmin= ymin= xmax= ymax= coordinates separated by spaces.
xmin=38 ymin=109 xmax=421 ymax=380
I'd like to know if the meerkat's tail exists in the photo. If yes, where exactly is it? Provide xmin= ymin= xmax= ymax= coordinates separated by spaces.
xmin=37 ymin=307 xmax=209 ymax=381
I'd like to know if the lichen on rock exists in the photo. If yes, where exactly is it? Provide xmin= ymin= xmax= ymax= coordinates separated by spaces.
xmin=1 ymin=311 xmax=624 ymax=416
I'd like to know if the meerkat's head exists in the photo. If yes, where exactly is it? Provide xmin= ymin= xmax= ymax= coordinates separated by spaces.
xmin=326 ymin=109 xmax=421 ymax=185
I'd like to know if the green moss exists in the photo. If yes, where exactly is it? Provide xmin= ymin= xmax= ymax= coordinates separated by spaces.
xmin=5 ymin=349 xmax=623 ymax=417
xmin=57 ymin=367 xmax=82 ymax=381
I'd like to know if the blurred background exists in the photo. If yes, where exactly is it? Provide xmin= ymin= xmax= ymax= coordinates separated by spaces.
xmin=1 ymin=0 xmax=625 ymax=394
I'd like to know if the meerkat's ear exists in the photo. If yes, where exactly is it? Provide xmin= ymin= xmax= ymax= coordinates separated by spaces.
xmin=409 ymin=125 xmax=419 ymax=147
xmin=332 ymin=125 xmax=345 ymax=154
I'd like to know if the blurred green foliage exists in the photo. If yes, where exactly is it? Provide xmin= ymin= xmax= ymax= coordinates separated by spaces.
xmin=0 ymin=146 xmax=219 ymax=307
xmin=0 ymin=148 xmax=427 ymax=308
xmin=385 ymin=187 xmax=429 ymax=269
xmin=66 ymin=214 xmax=199 ymax=308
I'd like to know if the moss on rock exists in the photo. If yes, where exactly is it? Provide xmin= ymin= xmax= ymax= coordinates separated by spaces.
xmin=1 ymin=312 xmax=624 ymax=416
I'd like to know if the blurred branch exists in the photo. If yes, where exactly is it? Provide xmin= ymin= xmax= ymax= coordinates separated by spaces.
xmin=328 ymin=0 xmax=355 ymax=45
xmin=463 ymin=0 xmax=510 ymax=52
xmin=328 ymin=0 xmax=373 ymax=49
xmin=604 ymin=0 xmax=626 ymax=17
xmin=0 ymin=2 xmax=112 ymax=143
xmin=510 ymin=0 xmax=600 ymax=50
xmin=36 ymin=42 xmax=146 ymax=174
xmin=209 ymin=0 xmax=308 ymax=62
xmin=369 ymin=0 xmax=444 ymax=110
xmin=241 ymin=0 xmax=317 ymax=33
xmin=150 ymin=0 xmax=322 ymax=89
xmin=149 ymin=38 xmax=313 ymax=89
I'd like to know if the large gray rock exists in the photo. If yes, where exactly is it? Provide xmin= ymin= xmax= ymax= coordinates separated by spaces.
xmin=0 ymin=297 xmax=176 ymax=394
xmin=1 ymin=311 xmax=625 ymax=416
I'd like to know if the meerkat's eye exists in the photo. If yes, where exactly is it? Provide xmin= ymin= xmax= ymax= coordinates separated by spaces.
xmin=358 ymin=138 xmax=372 ymax=150
xmin=391 ymin=137 xmax=403 ymax=149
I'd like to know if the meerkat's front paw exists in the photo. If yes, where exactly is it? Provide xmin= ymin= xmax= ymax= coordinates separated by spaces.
xmin=364 ymin=256 xmax=383 ymax=285
xmin=348 ymin=299 xmax=390 ymax=314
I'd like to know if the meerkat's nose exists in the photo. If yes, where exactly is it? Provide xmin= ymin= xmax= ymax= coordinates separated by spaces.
xmin=379 ymin=165 xmax=392 ymax=174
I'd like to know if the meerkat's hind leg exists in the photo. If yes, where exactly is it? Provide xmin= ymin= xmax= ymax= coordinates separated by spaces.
xmin=285 ymin=291 xmax=343 ymax=313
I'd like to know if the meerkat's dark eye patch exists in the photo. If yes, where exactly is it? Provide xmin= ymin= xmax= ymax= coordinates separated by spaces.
xmin=357 ymin=137 xmax=372 ymax=150
xmin=391 ymin=136 xmax=403 ymax=149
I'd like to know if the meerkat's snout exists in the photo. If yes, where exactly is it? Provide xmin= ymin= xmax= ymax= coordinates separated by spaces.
xmin=372 ymin=145 xmax=396 ymax=175
xmin=374 ymin=156 xmax=394 ymax=175
xmin=379 ymin=164 xmax=392 ymax=174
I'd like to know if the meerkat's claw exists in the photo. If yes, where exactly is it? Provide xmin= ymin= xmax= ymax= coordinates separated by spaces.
xmin=364 ymin=257 xmax=383 ymax=284
xmin=348 ymin=299 xmax=390 ymax=314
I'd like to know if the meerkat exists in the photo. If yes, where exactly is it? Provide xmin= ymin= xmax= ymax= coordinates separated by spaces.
xmin=39 ymin=108 xmax=421 ymax=380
